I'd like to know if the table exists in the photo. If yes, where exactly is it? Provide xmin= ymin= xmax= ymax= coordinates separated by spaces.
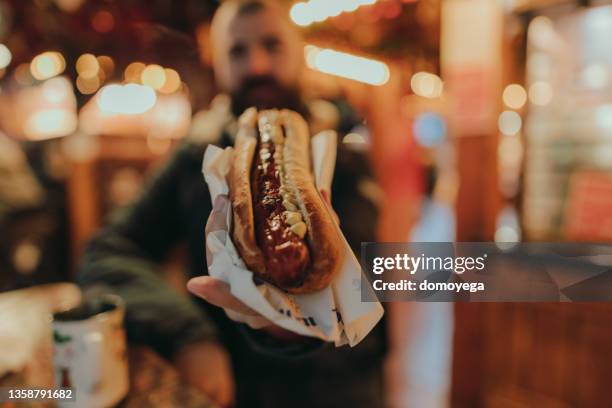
xmin=0 ymin=284 xmax=217 ymax=408
xmin=0 ymin=346 xmax=218 ymax=408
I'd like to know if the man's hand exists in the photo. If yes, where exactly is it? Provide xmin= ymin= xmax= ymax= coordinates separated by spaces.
xmin=187 ymin=276 xmax=272 ymax=329
xmin=187 ymin=189 xmax=337 ymax=339
xmin=173 ymin=340 xmax=235 ymax=407
xmin=188 ymin=277 xmax=303 ymax=340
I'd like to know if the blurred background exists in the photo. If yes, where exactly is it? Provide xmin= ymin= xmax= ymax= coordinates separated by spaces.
xmin=1 ymin=0 xmax=612 ymax=407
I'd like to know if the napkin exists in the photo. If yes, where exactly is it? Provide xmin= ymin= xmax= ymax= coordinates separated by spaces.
xmin=202 ymin=131 xmax=383 ymax=346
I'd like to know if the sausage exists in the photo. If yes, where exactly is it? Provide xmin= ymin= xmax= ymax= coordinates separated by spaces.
xmin=229 ymin=108 xmax=343 ymax=293
xmin=250 ymin=113 xmax=310 ymax=288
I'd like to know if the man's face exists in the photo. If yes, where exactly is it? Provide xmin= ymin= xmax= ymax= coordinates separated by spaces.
xmin=212 ymin=7 xmax=304 ymax=115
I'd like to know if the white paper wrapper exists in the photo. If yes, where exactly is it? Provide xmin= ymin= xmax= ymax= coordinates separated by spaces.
xmin=202 ymin=131 xmax=384 ymax=346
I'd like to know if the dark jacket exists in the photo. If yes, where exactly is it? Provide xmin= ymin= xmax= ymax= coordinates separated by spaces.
xmin=78 ymin=113 xmax=387 ymax=408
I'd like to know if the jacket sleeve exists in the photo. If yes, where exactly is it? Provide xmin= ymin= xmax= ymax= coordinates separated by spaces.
xmin=78 ymin=143 xmax=218 ymax=359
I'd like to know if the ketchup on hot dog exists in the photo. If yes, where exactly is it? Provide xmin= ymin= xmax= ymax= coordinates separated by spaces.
xmin=250 ymin=123 xmax=310 ymax=288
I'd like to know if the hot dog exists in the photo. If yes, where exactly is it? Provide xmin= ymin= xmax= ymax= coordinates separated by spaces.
xmin=229 ymin=108 xmax=343 ymax=293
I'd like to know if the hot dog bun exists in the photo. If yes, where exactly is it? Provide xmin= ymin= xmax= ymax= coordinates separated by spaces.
xmin=229 ymin=108 xmax=343 ymax=293
xmin=229 ymin=107 xmax=267 ymax=276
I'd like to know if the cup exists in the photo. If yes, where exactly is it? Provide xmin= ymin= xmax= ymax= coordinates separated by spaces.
xmin=52 ymin=293 xmax=128 ymax=408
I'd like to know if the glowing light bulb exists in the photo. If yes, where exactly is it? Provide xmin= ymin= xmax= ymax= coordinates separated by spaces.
xmin=529 ymin=81 xmax=553 ymax=106
xmin=97 ymin=83 xmax=157 ymax=115
xmin=503 ymin=84 xmax=527 ymax=109
xmin=31 ymin=52 xmax=65 ymax=80
xmin=76 ymin=53 xmax=100 ymax=78
xmin=498 ymin=111 xmax=522 ymax=136
xmin=0 ymin=44 xmax=11 ymax=69
xmin=141 ymin=64 xmax=166 ymax=90
xmin=304 ymin=45 xmax=389 ymax=86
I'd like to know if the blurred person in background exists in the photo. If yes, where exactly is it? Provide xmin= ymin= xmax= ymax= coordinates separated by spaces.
xmin=79 ymin=1 xmax=422 ymax=407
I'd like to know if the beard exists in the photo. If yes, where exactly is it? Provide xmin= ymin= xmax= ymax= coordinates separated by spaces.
xmin=230 ymin=76 xmax=306 ymax=118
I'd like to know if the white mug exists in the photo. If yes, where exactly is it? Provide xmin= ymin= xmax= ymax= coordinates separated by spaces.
xmin=52 ymin=293 xmax=128 ymax=408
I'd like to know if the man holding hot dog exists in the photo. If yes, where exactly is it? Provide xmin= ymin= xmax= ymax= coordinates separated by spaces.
xmin=79 ymin=1 xmax=421 ymax=407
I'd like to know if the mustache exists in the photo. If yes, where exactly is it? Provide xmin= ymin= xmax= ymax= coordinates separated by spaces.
xmin=231 ymin=75 xmax=305 ymax=117
xmin=238 ymin=75 xmax=284 ymax=92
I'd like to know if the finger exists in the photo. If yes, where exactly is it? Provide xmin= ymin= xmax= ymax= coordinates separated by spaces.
xmin=187 ymin=277 xmax=257 ymax=316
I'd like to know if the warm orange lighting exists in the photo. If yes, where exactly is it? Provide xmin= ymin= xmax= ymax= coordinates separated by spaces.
xmin=343 ymin=133 xmax=366 ymax=144
xmin=76 ymin=53 xmax=100 ymax=78
xmin=159 ymin=68 xmax=181 ymax=94
xmin=581 ymin=64 xmax=608 ymax=89
xmin=410 ymin=72 xmax=443 ymax=98
xmin=42 ymin=77 xmax=72 ymax=103
xmin=304 ymin=45 xmax=389 ymax=86
xmin=528 ymin=16 xmax=555 ymax=49
xmin=97 ymin=83 xmax=157 ymax=115
xmin=31 ymin=52 xmax=65 ymax=80
xmin=97 ymin=55 xmax=115 ymax=76
xmin=290 ymin=0 xmax=378 ymax=26
xmin=124 ymin=62 xmax=146 ymax=83
xmin=14 ymin=63 xmax=33 ymax=85
xmin=24 ymin=109 xmax=78 ymax=140
xmin=503 ymin=84 xmax=527 ymax=110
xmin=92 ymin=10 xmax=114 ymax=33
xmin=529 ymin=81 xmax=553 ymax=106
xmin=147 ymin=134 xmax=172 ymax=155
xmin=76 ymin=75 xmax=101 ymax=95
xmin=141 ymin=64 xmax=166 ymax=90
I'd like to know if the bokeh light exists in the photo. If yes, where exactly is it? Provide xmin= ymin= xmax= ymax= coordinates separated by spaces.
xmin=502 ymin=84 xmax=527 ymax=109
xmin=498 ymin=136 xmax=523 ymax=167
xmin=30 ymin=52 xmax=66 ymax=80
xmin=42 ymin=77 xmax=72 ymax=103
xmin=124 ymin=62 xmax=146 ymax=83
xmin=15 ymin=63 xmax=33 ymax=85
xmin=414 ymin=112 xmax=446 ymax=147
xmin=158 ymin=68 xmax=181 ymax=94
xmin=141 ymin=64 xmax=166 ymax=90
xmin=595 ymin=104 xmax=612 ymax=131
xmin=97 ymin=83 xmax=157 ymax=115
xmin=304 ymin=45 xmax=389 ymax=86
xmin=529 ymin=81 xmax=553 ymax=106
xmin=0 ymin=44 xmax=11 ymax=69
xmin=410 ymin=72 xmax=443 ymax=99
xmin=527 ymin=52 xmax=552 ymax=80
xmin=76 ymin=53 xmax=100 ymax=78
xmin=92 ymin=10 xmax=115 ymax=33
xmin=12 ymin=241 xmax=41 ymax=275
xmin=528 ymin=16 xmax=556 ymax=49
xmin=495 ymin=225 xmax=520 ymax=244
xmin=498 ymin=111 xmax=522 ymax=136
xmin=61 ymin=133 xmax=100 ymax=162
xmin=76 ymin=75 xmax=101 ymax=95
xmin=24 ymin=109 xmax=78 ymax=140
xmin=495 ymin=206 xmax=521 ymax=245
xmin=97 ymin=55 xmax=115 ymax=77
xmin=581 ymin=64 xmax=609 ymax=89
xmin=342 ymin=133 xmax=367 ymax=144
xmin=290 ymin=0 xmax=378 ymax=26
xmin=290 ymin=2 xmax=311 ymax=26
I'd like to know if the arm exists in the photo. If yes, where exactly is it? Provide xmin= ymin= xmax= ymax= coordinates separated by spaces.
xmin=78 ymin=143 xmax=218 ymax=359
